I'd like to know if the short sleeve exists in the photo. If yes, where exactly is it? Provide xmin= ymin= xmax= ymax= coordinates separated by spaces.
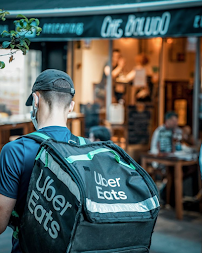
xmin=0 ymin=140 xmax=24 ymax=199
xmin=150 ymin=127 xmax=161 ymax=154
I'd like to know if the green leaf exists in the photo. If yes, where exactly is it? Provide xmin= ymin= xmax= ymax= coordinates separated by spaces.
xmin=19 ymin=38 xmax=26 ymax=46
xmin=2 ymin=41 xmax=11 ymax=48
xmin=24 ymin=44 xmax=29 ymax=50
xmin=16 ymin=45 xmax=24 ymax=51
xmin=34 ymin=18 xmax=39 ymax=26
xmin=16 ymin=26 xmax=21 ymax=32
xmin=24 ymin=38 xmax=31 ymax=46
xmin=1 ymin=30 xmax=10 ymax=37
xmin=16 ymin=14 xmax=26 ymax=19
xmin=13 ymin=20 xmax=20 ymax=25
xmin=29 ymin=18 xmax=35 ymax=23
xmin=10 ymin=44 xmax=15 ymax=49
xmin=19 ymin=19 xmax=24 ymax=27
xmin=10 ymin=30 xmax=17 ymax=36
xmin=0 ymin=61 xmax=5 ymax=69
xmin=16 ymin=14 xmax=28 ymax=22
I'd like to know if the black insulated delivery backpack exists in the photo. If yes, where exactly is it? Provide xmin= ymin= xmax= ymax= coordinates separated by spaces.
xmin=19 ymin=132 xmax=160 ymax=253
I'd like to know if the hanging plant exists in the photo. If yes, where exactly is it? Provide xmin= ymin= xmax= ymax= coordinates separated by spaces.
xmin=0 ymin=9 xmax=42 ymax=69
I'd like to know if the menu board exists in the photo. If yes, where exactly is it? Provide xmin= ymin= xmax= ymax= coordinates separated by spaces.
xmin=158 ymin=129 xmax=173 ymax=153
xmin=127 ymin=106 xmax=151 ymax=145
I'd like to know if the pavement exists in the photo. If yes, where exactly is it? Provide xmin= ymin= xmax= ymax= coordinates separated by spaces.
xmin=0 ymin=208 xmax=202 ymax=253
xmin=150 ymin=208 xmax=202 ymax=253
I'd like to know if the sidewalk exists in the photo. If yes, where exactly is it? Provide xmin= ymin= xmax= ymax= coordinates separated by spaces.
xmin=150 ymin=208 xmax=202 ymax=253
xmin=0 ymin=208 xmax=201 ymax=253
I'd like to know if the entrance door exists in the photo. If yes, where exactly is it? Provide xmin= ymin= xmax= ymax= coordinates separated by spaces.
xmin=29 ymin=42 xmax=67 ymax=72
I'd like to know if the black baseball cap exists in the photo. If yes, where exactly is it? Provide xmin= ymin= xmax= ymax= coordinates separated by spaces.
xmin=25 ymin=69 xmax=75 ymax=106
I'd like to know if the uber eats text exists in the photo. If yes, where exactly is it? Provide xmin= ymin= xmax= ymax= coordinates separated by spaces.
xmin=94 ymin=171 xmax=127 ymax=200
xmin=28 ymin=169 xmax=72 ymax=239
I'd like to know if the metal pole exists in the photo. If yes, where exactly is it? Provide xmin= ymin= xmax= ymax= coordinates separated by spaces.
xmin=106 ymin=40 xmax=113 ymax=121
xmin=71 ymin=41 xmax=74 ymax=80
xmin=158 ymin=38 xmax=165 ymax=126
xmin=193 ymin=37 xmax=201 ymax=142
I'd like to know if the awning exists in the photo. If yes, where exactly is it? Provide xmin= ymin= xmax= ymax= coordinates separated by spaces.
xmin=1 ymin=5 xmax=202 ymax=40
xmin=1 ymin=0 xmax=202 ymax=17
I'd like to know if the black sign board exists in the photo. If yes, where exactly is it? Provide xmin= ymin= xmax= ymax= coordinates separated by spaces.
xmin=127 ymin=106 xmax=151 ymax=145
xmin=1 ymin=6 xmax=202 ymax=40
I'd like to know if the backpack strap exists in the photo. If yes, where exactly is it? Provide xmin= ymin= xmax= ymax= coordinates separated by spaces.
xmin=24 ymin=132 xmax=88 ymax=146
xmin=77 ymin=136 xmax=87 ymax=145
xmin=23 ymin=132 xmax=51 ymax=143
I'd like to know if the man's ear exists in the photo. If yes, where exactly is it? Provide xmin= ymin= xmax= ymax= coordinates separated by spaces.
xmin=32 ymin=93 xmax=39 ymax=107
xmin=69 ymin=101 xmax=75 ymax=113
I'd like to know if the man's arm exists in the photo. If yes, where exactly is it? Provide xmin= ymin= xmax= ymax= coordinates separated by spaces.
xmin=150 ymin=128 xmax=160 ymax=154
xmin=0 ymin=194 xmax=16 ymax=234
xmin=0 ymin=141 xmax=24 ymax=234
xmin=104 ymin=57 xmax=125 ymax=79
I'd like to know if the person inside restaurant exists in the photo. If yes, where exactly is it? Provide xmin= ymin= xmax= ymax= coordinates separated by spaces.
xmin=125 ymin=53 xmax=154 ymax=105
xmin=181 ymin=125 xmax=194 ymax=146
xmin=150 ymin=111 xmax=181 ymax=155
xmin=89 ymin=125 xmax=111 ymax=142
xmin=94 ymin=49 xmax=126 ymax=107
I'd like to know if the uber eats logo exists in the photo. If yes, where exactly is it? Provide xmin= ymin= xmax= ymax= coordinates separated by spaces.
xmin=94 ymin=171 xmax=127 ymax=200
xmin=28 ymin=169 xmax=72 ymax=239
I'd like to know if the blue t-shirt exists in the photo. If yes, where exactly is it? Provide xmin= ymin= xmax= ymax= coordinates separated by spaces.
xmin=0 ymin=126 xmax=72 ymax=253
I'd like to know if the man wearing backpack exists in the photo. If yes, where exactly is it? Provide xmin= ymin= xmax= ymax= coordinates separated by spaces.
xmin=0 ymin=70 xmax=160 ymax=253
xmin=0 ymin=69 xmax=76 ymax=253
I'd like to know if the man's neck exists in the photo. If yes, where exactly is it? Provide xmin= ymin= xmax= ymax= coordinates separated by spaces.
xmin=38 ymin=111 xmax=69 ymax=130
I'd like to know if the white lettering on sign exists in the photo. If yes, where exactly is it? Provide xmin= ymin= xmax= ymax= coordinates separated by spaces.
xmin=27 ymin=169 xmax=72 ymax=239
xmin=193 ymin=15 xmax=202 ymax=28
xmin=94 ymin=171 xmax=127 ymax=200
xmin=101 ymin=16 xmax=123 ymax=38
xmin=43 ymin=23 xmax=84 ymax=35
xmin=125 ymin=12 xmax=170 ymax=37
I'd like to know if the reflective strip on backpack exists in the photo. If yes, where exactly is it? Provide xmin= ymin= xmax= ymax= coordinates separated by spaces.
xmin=86 ymin=195 xmax=160 ymax=213
xmin=65 ymin=148 xmax=136 ymax=170
xmin=40 ymin=150 xmax=81 ymax=202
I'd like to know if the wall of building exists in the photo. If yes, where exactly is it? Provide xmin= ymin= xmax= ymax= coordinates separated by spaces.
xmin=81 ymin=40 xmax=109 ymax=104
xmin=163 ymin=38 xmax=196 ymax=82
xmin=73 ymin=40 xmax=109 ymax=111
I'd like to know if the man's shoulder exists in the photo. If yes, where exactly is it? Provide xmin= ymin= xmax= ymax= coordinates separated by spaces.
xmin=154 ymin=125 xmax=165 ymax=134
xmin=1 ymin=136 xmax=38 ymax=158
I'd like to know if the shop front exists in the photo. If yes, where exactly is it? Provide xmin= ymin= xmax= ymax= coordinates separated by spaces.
xmin=1 ymin=0 xmax=202 ymax=149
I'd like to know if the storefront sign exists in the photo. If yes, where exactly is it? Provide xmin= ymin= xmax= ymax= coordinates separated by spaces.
xmin=1 ymin=6 xmax=202 ymax=40
xmin=101 ymin=12 xmax=170 ymax=38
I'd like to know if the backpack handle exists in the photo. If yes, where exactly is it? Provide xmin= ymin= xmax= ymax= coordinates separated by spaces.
xmin=87 ymin=148 xmax=120 ymax=163
xmin=66 ymin=148 xmax=136 ymax=170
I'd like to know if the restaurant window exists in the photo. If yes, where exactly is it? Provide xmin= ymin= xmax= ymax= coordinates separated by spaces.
xmin=72 ymin=38 xmax=162 ymax=145
xmin=0 ymin=50 xmax=41 ymax=117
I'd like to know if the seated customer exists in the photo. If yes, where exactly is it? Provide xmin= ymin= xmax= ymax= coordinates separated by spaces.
xmin=89 ymin=126 xmax=111 ymax=142
xmin=150 ymin=111 xmax=182 ymax=154
xmin=182 ymin=125 xmax=194 ymax=146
